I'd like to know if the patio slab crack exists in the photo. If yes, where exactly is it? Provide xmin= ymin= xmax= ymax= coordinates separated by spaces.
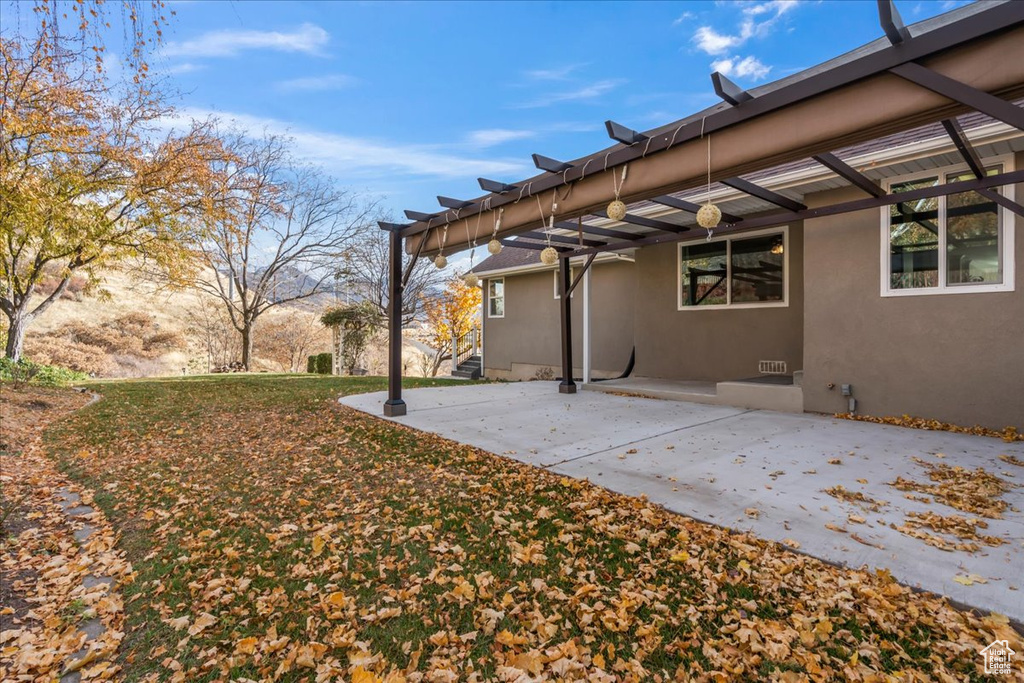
xmin=541 ymin=408 xmax=757 ymax=467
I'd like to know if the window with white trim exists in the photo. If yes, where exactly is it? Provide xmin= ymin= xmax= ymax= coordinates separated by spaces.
xmin=882 ymin=157 xmax=1015 ymax=296
xmin=678 ymin=228 xmax=788 ymax=309
xmin=487 ymin=278 xmax=505 ymax=317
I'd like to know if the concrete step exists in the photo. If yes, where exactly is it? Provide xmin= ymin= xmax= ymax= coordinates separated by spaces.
xmin=452 ymin=368 xmax=481 ymax=380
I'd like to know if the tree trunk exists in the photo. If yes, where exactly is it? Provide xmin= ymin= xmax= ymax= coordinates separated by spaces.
xmin=4 ymin=312 xmax=28 ymax=361
xmin=241 ymin=324 xmax=253 ymax=371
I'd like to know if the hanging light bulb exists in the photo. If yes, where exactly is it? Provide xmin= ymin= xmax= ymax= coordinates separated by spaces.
xmin=487 ymin=239 xmax=502 ymax=255
xmin=607 ymin=199 xmax=627 ymax=221
xmin=434 ymin=253 xmax=447 ymax=269
xmin=464 ymin=271 xmax=479 ymax=287
xmin=540 ymin=247 xmax=558 ymax=265
xmin=771 ymin=238 xmax=784 ymax=255
xmin=696 ymin=203 xmax=721 ymax=229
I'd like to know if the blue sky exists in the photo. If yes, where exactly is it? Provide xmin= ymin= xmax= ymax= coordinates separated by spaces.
xmin=16 ymin=0 xmax=972 ymax=221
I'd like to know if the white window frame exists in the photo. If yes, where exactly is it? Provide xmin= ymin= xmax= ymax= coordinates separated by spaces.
xmin=553 ymin=267 xmax=575 ymax=299
xmin=879 ymin=154 xmax=1015 ymax=298
xmin=676 ymin=226 xmax=790 ymax=311
xmin=487 ymin=277 xmax=505 ymax=318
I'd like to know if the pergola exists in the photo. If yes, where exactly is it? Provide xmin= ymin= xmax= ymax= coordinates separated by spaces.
xmin=378 ymin=0 xmax=1024 ymax=416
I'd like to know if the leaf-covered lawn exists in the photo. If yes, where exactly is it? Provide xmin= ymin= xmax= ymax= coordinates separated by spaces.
xmin=43 ymin=375 xmax=1020 ymax=682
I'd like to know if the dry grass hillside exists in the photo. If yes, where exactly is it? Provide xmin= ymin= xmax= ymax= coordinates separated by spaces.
xmin=21 ymin=268 xmax=333 ymax=378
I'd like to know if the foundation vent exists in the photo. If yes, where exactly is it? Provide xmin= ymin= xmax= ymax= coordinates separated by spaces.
xmin=758 ymin=360 xmax=787 ymax=375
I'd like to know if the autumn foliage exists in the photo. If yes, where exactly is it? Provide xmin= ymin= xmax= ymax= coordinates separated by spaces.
xmin=12 ymin=375 xmax=1018 ymax=682
xmin=421 ymin=276 xmax=482 ymax=376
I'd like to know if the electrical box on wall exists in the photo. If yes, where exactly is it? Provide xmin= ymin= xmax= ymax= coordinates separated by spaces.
xmin=841 ymin=384 xmax=852 ymax=397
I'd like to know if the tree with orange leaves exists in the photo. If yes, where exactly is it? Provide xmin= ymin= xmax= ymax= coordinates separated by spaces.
xmin=421 ymin=276 xmax=482 ymax=377
xmin=0 ymin=3 xmax=227 ymax=360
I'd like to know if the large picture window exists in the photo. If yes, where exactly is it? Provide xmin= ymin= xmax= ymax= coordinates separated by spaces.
xmin=882 ymin=158 xmax=1014 ymax=296
xmin=487 ymin=278 xmax=505 ymax=318
xmin=678 ymin=229 xmax=788 ymax=309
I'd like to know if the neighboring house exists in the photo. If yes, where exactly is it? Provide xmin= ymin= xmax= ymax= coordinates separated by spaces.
xmin=472 ymin=111 xmax=1024 ymax=430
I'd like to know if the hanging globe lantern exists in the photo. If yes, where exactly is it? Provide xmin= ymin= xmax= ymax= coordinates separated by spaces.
xmin=540 ymin=247 xmax=558 ymax=265
xmin=487 ymin=239 xmax=502 ymax=255
xmin=696 ymin=202 xmax=722 ymax=229
xmin=434 ymin=254 xmax=447 ymax=269
xmin=464 ymin=271 xmax=480 ymax=287
xmin=607 ymin=199 xmax=627 ymax=221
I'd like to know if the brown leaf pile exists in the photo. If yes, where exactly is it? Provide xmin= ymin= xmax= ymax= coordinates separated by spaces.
xmin=835 ymin=413 xmax=1023 ymax=443
xmin=1 ymin=386 xmax=133 ymax=681
xmin=889 ymin=458 xmax=1014 ymax=519
xmin=891 ymin=512 xmax=1006 ymax=553
xmin=23 ymin=377 xmax=1024 ymax=681
xmin=822 ymin=486 xmax=888 ymax=513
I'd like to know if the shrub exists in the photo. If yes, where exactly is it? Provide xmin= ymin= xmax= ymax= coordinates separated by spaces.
xmin=0 ymin=357 xmax=89 ymax=387
xmin=307 ymin=355 xmax=317 ymax=373
xmin=315 ymin=352 xmax=332 ymax=374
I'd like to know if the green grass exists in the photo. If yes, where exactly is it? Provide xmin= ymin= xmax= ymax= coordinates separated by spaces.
xmin=43 ymin=374 xmax=1004 ymax=681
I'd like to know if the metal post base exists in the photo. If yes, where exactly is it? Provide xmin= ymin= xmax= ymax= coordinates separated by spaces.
xmin=383 ymin=400 xmax=407 ymax=417
xmin=558 ymin=382 xmax=578 ymax=394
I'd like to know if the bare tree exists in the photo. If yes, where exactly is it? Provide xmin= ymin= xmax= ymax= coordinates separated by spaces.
xmin=345 ymin=228 xmax=446 ymax=325
xmin=191 ymin=132 xmax=378 ymax=370
xmin=184 ymin=294 xmax=239 ymax=372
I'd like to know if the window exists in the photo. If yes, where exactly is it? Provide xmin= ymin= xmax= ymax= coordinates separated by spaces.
xmin=678 ymin=228 xmax=788 ymax=309
xmin=488 ymin=278 xmax=504 ymax=317
xmin=553 ymin=267 xmax=575 ymax=299
xmin=882 ymin=158 xmax=1014 ymax=296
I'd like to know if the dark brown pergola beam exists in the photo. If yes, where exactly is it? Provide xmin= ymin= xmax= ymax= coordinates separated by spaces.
xmin=813 ymin=152 xmax=884 ymax=197
xmin=890 ymin=62 xmax=1024 ymax=131
xmin=565 ymin=253 xmax=598 ymax=297
xmin=942 ymin=119 xmax=986 ymax=178
xmin=478 ymin=177 xmax=517 ymax=193
xmin=878 ymin=0 xmax=911 ymax=45
xmin=404 ymin=209 xmax=437 ymax=222
xmin=518 ymin=231 xmax=606 ymax=248
xmin=500 ymin=239 xmax=570 ymax=253
xmin=711 ymin=72 xmax=753 ymax=106
xmin=438 ymin=196 xmax=472 ymax=209
xmin=533 ymin=154 xmax=573 ymax=173
xmin=721 ymin=177 xmax=807 ymax=212
xmin=593 ymin=210 xmax=691 ymax=233
xmin=398 ymin=3 xmax=1022 ymax=241
xmin=606 ymin=120 xmax=647 ymax=145
xmin=568 ymin=169 xmax=1024 ymax=257
xmin=554 ymin=221 xmax=640 ymax=241
xmin=650 ymin=196 xmax=743 ymax=223
xmin=941 ymin=118 xmax=1024 ymax=218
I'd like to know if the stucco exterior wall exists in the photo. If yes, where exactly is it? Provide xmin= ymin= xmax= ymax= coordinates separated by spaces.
xmin=482 ymin=260 xmax=636 ymax=381
xmin=802 ymin=154 xmax=1024 ymax=430
xmin=631 ymin=226 xmax=805 ymax=381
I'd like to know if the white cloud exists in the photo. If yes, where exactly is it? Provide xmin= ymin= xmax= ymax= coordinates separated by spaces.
xmin=162 ymin=23 xmax=329 ymax=58
xmin=275 ymin=74 xmax=357 ymax=92
xmin=160 ymin=107 xmax=529 ymax=180
xmin=523 ymin=64 xmax=584 ymax=81
xmin=166 ymin=62 xmax=204 ymax=75
xmin=711 ymin=55 xmax=772 ymax=80
xmin=513 ymin=79 xmax=626 ymax=109
xmin=464 ymin=129 xmax=535 ymax=148
xmin=692 ymin=0 xmax=799 ymax=55
xmin=672 ymin=11 xmax=696 ymax=26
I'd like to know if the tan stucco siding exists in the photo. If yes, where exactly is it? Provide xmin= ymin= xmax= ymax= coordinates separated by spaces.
xmin=482 ymin=260 xmax=635 ymax=380
xmin=802 ymin=157 xmax=1024 ymax=430
xmin=631 ymin=227 xmax=805 ymax=381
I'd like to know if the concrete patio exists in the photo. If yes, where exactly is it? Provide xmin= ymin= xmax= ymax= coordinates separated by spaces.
xmin=341 ymin=382 xmax=1024 ymax=622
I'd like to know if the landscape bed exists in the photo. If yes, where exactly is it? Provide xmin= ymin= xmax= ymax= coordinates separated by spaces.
xmin=4 ymin=375 xmax=1021 ymax=681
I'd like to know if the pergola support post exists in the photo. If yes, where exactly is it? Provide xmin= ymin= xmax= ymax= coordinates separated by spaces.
xmin=558 ymin=256 xmax=576 ymax=394
xmin=383 ymin=229 xmax=407 ymax=416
